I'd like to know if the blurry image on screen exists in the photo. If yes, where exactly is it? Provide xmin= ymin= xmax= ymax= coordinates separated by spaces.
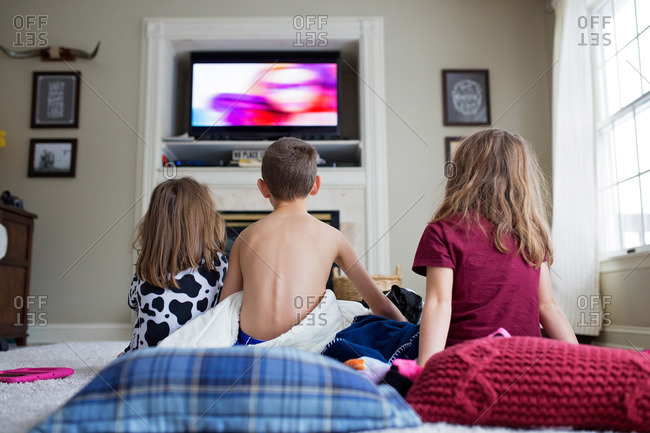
xmin=191 ymin=63 xmax=337 ymax=127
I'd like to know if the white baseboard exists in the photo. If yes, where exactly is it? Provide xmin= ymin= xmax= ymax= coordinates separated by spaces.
xmin=27 ymin=323 xmax=132 ymax=344
xmin=593 ymin=324 xmax=650 ymax=349
xmin=25 ymin=322 xmax=649 ymax=350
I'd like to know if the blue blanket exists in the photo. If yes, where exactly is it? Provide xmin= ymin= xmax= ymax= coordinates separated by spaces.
xmin=322 ymin=315 xmax=420 ymax=363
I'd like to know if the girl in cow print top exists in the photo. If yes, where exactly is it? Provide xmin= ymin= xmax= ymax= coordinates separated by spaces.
xmin=123 ymin=177 xmax=228 ymax=353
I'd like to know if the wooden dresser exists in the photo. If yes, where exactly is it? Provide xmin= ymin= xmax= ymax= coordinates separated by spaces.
xmin=0 ymin=204 xmax=37 ymax=346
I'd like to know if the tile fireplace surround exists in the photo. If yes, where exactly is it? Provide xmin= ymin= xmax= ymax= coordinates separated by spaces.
xmin=136 ymin=17 xmax=390 ymax=273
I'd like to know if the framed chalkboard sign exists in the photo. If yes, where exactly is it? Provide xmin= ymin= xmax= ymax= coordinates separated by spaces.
xmin=442 ymin=69 xmax=490 ymax=126
xmin=31 ymin=71 xmax=80 ymax=128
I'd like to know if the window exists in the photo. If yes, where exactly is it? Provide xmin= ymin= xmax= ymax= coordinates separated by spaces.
xmin=593 ymin=0 xmax=650 ymax=255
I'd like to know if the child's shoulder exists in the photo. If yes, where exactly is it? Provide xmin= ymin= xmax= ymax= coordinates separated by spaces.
xmin=429 ymin=213 xmax=490 ymax=229
xmin=312 ymin=216 xmax=344 ymax=237
xmin=425 ymin=214 xmax=463 ymax=231
xmin=423 ymin=214 xmax=493 ymax=243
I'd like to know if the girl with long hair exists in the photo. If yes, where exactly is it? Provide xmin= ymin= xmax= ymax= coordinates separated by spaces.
xmin=413 ymin=129 xmax=577 ymax=365
xmin=124 ymin=177 xmax=228 ymax=352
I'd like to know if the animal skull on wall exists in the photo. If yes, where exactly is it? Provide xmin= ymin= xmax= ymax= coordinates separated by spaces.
xmin=0 ymin=42 xmax=100 ymax=61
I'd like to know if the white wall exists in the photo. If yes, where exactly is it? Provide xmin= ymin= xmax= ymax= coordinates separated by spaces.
xmin=0 ymin=0 xmax=554 ymax=339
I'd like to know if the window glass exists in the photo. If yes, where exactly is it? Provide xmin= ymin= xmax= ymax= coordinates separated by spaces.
xmin=615 ymin=0 xmax=638 ymax=48
xmin=618 ymin=177 xmax=643 ymax=248
xmin=641 ymin=172 xmax=650 ymax=244
xmin=637 ymin=103 xmax=650 ymax=173
xmin=639 ymin=29 xmax=650 ymax=94
xmin=636 ymin=0 xmax=650 ymax=33
xmin=617 ymin=40 xmax=642 ymax=106
xmin=614 ymin=115 xmax=639 ymax=182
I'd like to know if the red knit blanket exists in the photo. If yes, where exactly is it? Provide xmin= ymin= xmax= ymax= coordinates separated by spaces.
xmin=406 ymin=336 xmax=650 ymax=431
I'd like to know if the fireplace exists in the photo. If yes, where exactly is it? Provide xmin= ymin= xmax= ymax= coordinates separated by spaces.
xmin=221 ymin=210 xmax=340 ymax=290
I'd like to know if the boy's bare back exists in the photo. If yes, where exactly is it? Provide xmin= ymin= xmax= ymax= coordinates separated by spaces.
xmin=218 ymin=137 xmax=405 ymax=342
xmin=230 ymin=207 xmax=347 ymax=340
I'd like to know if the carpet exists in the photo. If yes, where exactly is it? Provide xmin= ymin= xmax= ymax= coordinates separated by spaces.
xmin=0 ymin=341 xmax=602 ymax=433
xmin=0 ymin=341 xmax=126 ymax=433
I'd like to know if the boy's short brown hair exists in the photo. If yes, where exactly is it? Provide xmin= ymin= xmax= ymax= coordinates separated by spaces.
xmin=261 ymin=137 xmax=318 ymax=201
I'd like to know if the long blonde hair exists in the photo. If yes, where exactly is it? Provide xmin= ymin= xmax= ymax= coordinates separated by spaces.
xmin=133 ymin=177 xmax=226 ymax=289
xmin=433 ymin=128 xmax=553 ymax=267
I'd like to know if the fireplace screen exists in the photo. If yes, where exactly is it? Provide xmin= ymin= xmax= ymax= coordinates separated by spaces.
xmin=221 ymin=210 xmax=340 ymax=290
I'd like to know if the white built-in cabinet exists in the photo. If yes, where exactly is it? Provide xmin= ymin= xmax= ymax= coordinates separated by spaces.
xmin=136 ymin=17 xmax=390 ymax=273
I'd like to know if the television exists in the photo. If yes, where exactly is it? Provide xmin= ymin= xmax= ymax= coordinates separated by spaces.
xmin=189 ymin=51 xmax=341 ymax=141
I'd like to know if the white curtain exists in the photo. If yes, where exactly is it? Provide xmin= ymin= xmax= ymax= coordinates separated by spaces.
xmin=551 ymin=0 xmax=601 ymax=336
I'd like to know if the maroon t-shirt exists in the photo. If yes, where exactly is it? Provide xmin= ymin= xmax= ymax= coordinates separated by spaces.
xmin=412 ymin=215 xmax=541 ymax=347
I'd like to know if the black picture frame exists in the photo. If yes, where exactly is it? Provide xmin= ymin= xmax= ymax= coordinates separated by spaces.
xmin=28 ymin=139 xmax=77 ymax=177
xmin=444 ymin=136 xmax=463 ymax=178
xmin=445 ymin=136 xmax=463 ymax=164
xmin=31 ymin=71 xmax=81 ymax=128
xmin=442 ymin=69 xmax=490 ymax=126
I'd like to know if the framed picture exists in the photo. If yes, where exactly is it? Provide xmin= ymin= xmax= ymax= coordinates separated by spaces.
xmin=28 ymin=139 xmax=77 ymax=177
xmin=444 ymin=136 xmax=463 ymax=178
xmin=442 ymin=69 xmax=490 ymax=126
xmin=445 ymin=136 xmax=463 ymax=163
xmin=31 ymin=71 xmax=81 ymax=128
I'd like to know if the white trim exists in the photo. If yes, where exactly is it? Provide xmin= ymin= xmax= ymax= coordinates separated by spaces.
xmin=599 ymin=249 xmax=650 ymax=274
xmin=136 ymin=16 xmax=390 ymax=273
xmin=594 ymin=324 xmax=650 ymax=349
xmin=27 ymin=323 xmax=132 ymax=344
xmin=359 ymin=17 xmax=389 ymax=273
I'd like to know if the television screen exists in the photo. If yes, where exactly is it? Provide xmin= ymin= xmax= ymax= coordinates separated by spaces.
xmin=189 ymin=52 xmax=340 ymax=140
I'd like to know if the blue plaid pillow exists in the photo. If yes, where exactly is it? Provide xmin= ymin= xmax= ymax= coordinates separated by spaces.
xmin=31 ymin=346 xmax=421 ymax=433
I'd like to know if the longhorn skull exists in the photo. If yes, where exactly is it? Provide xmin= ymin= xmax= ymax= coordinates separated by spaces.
xmin=0 ymin=42 xmax=100 ymax=61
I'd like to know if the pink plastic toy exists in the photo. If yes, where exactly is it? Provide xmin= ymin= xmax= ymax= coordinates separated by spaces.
xmin=0 ymin=367 xmax=74 ymax=383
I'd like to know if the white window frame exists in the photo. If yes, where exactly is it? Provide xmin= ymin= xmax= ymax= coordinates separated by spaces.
xmin=589 ymin=0 xmax=650 ymax=259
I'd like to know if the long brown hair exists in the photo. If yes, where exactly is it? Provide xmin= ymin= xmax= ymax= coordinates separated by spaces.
xmin=433 ymin=128 xmax=553 ymax=267
xmin=133 ymin=177 xmax=226 ymax=289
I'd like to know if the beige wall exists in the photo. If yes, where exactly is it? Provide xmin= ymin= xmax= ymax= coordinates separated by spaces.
xmin=595 ymin=254 xmax=650 ymax=348
xmin=0 ymin=0 xmax=553 ymax=330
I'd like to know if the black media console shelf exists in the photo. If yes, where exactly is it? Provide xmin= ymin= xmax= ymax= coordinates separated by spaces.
xmin=162 ymin=139 xmax=361 ymax=167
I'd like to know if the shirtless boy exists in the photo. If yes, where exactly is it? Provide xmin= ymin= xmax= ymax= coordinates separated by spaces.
xmin=219 ymin=137 xmax=406 ymax=344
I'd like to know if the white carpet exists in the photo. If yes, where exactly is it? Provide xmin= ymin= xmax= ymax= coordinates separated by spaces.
xmin=0 ymin=341 xmax=601 ymax=433
xmin=0 ymin=341 xmax=126 ymax=433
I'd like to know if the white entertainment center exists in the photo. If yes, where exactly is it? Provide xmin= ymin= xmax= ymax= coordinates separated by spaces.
xmin=136 ymin=17 xmax=391 ymax=273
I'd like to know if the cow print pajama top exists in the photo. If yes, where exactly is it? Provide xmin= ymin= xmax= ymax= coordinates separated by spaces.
xmin=124 ymin=253 xmax=228 ymax=353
